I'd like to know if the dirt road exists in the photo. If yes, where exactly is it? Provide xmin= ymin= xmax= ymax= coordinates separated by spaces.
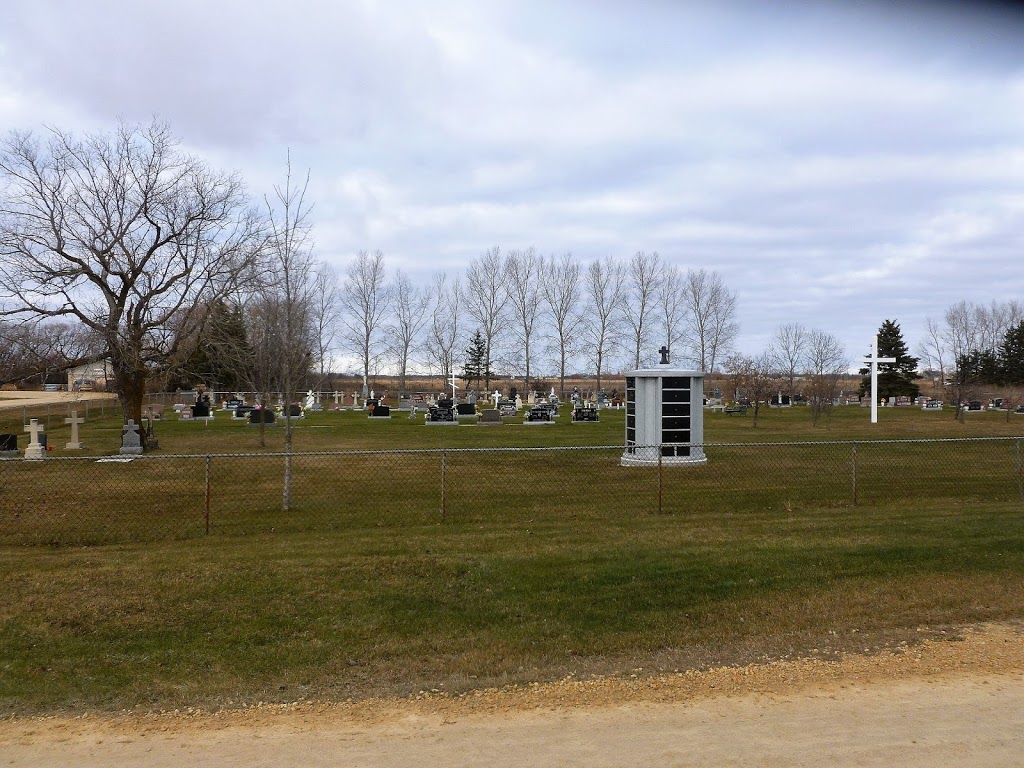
xmin=2 ymin=623 xmax=1022 ymax=767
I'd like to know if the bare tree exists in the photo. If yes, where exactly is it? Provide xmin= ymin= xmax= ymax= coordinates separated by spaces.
xmin=540 ymin=251 xmax=583 ymax=397
xmin=425 ymin=272 xmax=462 ymax=388
xmin=657 ymin=263 xmax=688 ymax=363
xmin=804 ymin=329 xmax=847 ymax=426
xmin=680 ymin=268 xmax=738 ymax=373
xmin=944 ymin=300 xmax=985 ymax=420
xmin=621 ymin=251 xmax=662 ymax=369
xmin=0 ymin=119 xmax=263 ymax=441
xmin=504 ymin=247 xmax=542 ymax=393
xmin=770 ymin=322 xmax=808 ymax=396
xmin=723 ymin=351 xmax=778 ymax=427
xmin=339 ymin=250 xmax=390 ymax=396
xmin=582 ymin=256 xmax=626 ymax=393
xmin=389 ymin=269 xmax=431 ymax=395
xmin=918 ymin=316 xmax=947 ymax=391
xmin=310 ymin=262 xmax=340 ymax=389
xmin=464 ymin=247 xmax=508 ymax=390
xmin=260 ymin=155 xmax=317 ymax=511
xmin=0 ymin=318 xmax=98 ymax=387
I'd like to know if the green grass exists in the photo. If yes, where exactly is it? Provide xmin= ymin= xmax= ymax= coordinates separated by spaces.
xmin=1 ymin=401 xmax=1023 ymax=714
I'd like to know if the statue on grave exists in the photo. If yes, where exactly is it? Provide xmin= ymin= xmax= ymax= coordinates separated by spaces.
xmin=305 ymin=390 xmax=315 ymax=410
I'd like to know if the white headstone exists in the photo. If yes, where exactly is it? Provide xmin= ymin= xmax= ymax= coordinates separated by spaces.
xmin=24 ymin=418 xmax=45 ymax=460
xmin=305 ymin=390 xmax=315 ymax=409
xmin=65 ymin=410 xmax=85 ymax=450
xmin=492 ymin=390 xmax=501 ymax=407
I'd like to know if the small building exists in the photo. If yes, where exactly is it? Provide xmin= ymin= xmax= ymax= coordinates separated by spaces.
xmin=66 ymin=359 xmax=114 ymax=392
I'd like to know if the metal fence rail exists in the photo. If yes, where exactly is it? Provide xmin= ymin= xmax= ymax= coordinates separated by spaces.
xmin=2 ymin=439 xmax=1023 ymax=546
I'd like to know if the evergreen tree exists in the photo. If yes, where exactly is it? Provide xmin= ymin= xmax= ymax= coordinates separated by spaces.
xmin=858 ymin=319 xmax=920 ymax=400
xmin=999 ymin=320 xmax=1024 ymax=385
xmin=957 ymin=349 xmax=1001 ymax=385
xmin=167 ymin=300 xmax=254 ymax=391
xmin=460 ymin=330 xmax=491 ymax=390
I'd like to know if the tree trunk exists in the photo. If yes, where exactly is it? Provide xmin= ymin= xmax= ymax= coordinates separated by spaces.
xmin=112 ymin=361 xmax=149 ymax=449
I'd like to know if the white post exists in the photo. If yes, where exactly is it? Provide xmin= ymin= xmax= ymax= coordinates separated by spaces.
xmin=863 ymin=335 xmax=896 ymax=424
xmin=449 ymin=371 xmax=457 ymax=400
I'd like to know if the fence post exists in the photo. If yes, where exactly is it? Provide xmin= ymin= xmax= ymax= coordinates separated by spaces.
xmin=657 ymin=446 xmax=663 ymax=515
xmin=440 ymin=449 xmax=447 ymax=523
xmin=851 ymin=444 xmax=858 ymax=507
xmin=1016 ymin=439 xmax=1023 ymax=503
xmin=205 ymin=454 xmax=212 ymax=535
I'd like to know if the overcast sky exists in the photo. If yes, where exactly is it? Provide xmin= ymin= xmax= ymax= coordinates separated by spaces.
xmin=1 ymin=0 xmax=1022 ymax=368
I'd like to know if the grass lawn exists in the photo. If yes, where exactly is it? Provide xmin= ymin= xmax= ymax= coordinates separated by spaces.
xmin=1 ymin=401 xmax=1023 ymax=714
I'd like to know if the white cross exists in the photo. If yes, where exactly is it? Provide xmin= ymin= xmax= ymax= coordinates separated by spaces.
xmin=24 ymin=418 xmax=44 ymax=445
xmin=65 ymin=410 xmax=85 ymax=449
xmin=449 ymin=370 xmax=457 ymax=400
xmin=863 ymin=335 xmax=896 ymax=424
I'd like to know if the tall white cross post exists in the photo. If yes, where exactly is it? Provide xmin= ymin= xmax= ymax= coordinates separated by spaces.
xmin=449 ymin=370 xmax=457 ymax=400
xmin=863 ymin=335 xmax=896 ymax=424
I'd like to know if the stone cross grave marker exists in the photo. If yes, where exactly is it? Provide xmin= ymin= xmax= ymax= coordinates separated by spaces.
xmin=863 ymin=335 xmax=896 ymax=424
xmin=24 ymin=418 xmax=45 ymax=460
xmin=65 ymin=410 xmax=85 ymax=450
xmin=120 ymin=419 xmax=144 ymax=455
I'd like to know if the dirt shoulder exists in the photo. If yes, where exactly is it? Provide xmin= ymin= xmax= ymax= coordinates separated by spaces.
xmin=2 ymin=622 xmax=1022 ymax=767
xmin=0 ymin=391 xmax=117 ymax=411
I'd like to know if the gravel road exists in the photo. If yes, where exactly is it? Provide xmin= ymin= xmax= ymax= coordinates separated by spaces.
xmin=2 ymin=622 xmax=1022 ymax=767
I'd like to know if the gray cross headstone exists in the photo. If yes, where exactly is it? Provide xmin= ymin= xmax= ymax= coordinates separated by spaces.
xmin=65 ymin=410 xmax=85 ymax=450
xmin=24 ymin=418 xmax=45 ymax=460
xmin=120 ymin=419 xmax=144 ymax=455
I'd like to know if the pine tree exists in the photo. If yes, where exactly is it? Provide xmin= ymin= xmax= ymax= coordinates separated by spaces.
xmin=999 ymin=320 xmax=1024 ymax=385
xmin=460 ymin=330 xmax=491 ymax=390
xmin=858 ymin=319 xmax=920 ymax=400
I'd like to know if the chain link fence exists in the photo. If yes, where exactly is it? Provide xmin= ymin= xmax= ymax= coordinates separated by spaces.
xmin=2 ymin=438 xmax=1023 ymax=546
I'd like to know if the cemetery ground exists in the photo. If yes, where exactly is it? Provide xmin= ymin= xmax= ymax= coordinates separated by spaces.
xmin=1 ymin=401 xmax=1024 ymax=762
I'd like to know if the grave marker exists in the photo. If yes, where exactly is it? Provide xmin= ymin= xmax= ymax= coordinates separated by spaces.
xmin=24 ymin=419 xmax=45 ymax=460
xmin=120 ymin=420 xmax=144 ymax=455
xmin=65 ymin=410 xmax=85 ymax=450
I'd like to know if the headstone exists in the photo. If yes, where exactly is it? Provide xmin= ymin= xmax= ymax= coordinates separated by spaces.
xmin=525 ymin=406 xmax=553 ymax=424
xmin=968 ymin=400 xmax=983 ymax=411
xmin=305 ymin=390 xmax=315 ymax=410
xmin=286 ymin=403 xmax=303 ymax=418
xmin=24 ymin=419 xmax=45 ymax=460
xmin=370 ymin=404 xmax=391 ymax=418
xmin=192 ymin=401 xmax=211 ymax=418
xmin=572 ymin=406 xmax=600 ymax=423
xmin=479 ymin=409 xmax=503 ymax=425
xmin=0 ymin=433 xmax=18 ymax=455
xmin=509 ymin=386 xmax=518 ymax=401
xmin=467 ymin=390 xmax=478 ymax=405
xmin=352 ymin=391 xmax=359 ymax=407
xmin=249 ymin=408 xmax=276 ymax=425
xmin=514 ymin=395 xmax=523 ymax=411
xmin=426 ymin=401 xmax=457 ymax=424
xmin=65 ymin=410 xmax=85 ymax=450
xmin=143 ymin=404 xmax=165 ymax=420
xmin=225 ymin=397 xmax=244 ymax=411
xmin=492 ymin=390 xmax=501 ymax=408
xmin=455 ymin=402 xmax=477 ymax=419
xmin=120 ymin=420 xmax=143 ymax=455
xmin=233 ymin=405 xmax=256 ymax=419
xmin=333 ymin=391 xmax=340 ymax=405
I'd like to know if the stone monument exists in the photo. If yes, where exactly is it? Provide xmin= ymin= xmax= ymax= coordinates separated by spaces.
xmin=24 ymin=419 xmax=45 ymax=461
xmin=621 ymin=345 xmax=707 ymax=467
xmin=65 ymin=410 xmax=85 ymax=450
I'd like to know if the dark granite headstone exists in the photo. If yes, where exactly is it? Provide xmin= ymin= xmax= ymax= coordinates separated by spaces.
xmin=0 ymin=433 xmax=17 ymax=453
xmin=968 ymin=400 xmax=983 ymax=411
xmin=526 ymin=406 xmax=552 ymax=422
xmin=371 ymin=405 xmax=391 ymax=417
xmin=572 ymin=407 xmax=599 ymax=422
xmin=427 ymin=403 xmax=456 ymax=422
xmin=192 ymin=401 xmax=211 ymax=418
xmin=286 ymin=403 xmax=303 ymax=417
xmin=455 ymin=403 xmax=476 ymax=417
xmin=249 ymin=409 xmax=276 ymax=425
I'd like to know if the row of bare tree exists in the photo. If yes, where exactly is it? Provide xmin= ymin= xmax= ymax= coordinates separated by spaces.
xmin=330 ymin=247 xmax=740 ymax=398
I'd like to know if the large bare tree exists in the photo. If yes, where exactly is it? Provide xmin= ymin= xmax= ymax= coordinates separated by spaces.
xmin=0 ymin=119 xmax=262 ymax=439
xmin=389 ymin=269 xmax=431 ymax=395
xmin=425 ymin=272 xmax=462 ymax=388
xmin=582 ymin=256 xmax=626 ymax=393
xmin=541 ymin=251 xmax=583 ymax=397
xmin=339 ymin=249 xmax=390 ymax=396
xmin=621 ymin=250 xmax=662 ymax=369
xmin=770 ymin=322 xmax=809 ymax=396
xmin=680 ymin=268 xmax=738 ymax=374
xmin=803 ymin=329 xmax=847 ymax=426
xmin=310 ymin=262 xmax=340 ymax=390
xmin=657 ymin=263 xmax=688 ymax=363
xmin=504 ymin=247 xmax=542 ymax=393
xmin=464 ymin=247 xmax=508 ymax=390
